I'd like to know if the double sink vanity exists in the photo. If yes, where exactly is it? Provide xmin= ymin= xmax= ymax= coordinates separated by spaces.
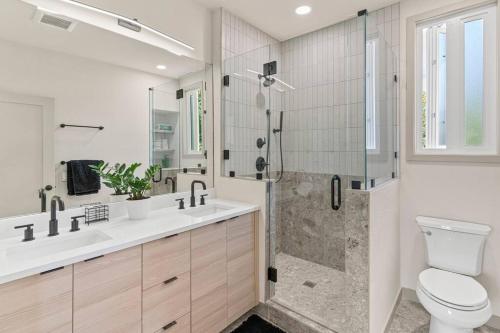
xmin=0 ymin=193 xmax=259 ymax=333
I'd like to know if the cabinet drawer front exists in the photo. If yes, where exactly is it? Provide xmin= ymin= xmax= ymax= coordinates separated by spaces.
xmin=143 ymin=272 xmax=190 ymax=333
xmin=191 ymin=258 xmax=227 ymax=300
xmin=143 ymin=232 xmax=190 ymax=290
xmin=227 ymin=214 xmax=254 ymax=261
xmin=228 ymin=276 xmax=256 ymax=323
xmin=153 ymin=313 xmax=190 ymax=333
xmin=191 ymin=222 xmax=226 ymax=272
xmin=191 ymin=284 xmax=227 ymax=333
xmin=0 ymin=266 xmax=72 ymax=333
xmin=73 ymin=246 xmax=142 ymax=333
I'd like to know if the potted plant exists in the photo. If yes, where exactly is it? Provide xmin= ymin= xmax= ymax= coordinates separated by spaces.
xmin=90 ymin=162 xmax=132 ymax=202
xmin=124 ymin=163 xmax=161 ymax=220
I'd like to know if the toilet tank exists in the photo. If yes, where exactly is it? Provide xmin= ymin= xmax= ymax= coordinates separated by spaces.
xmin=416 ymin=216 xmax=491 ymax=276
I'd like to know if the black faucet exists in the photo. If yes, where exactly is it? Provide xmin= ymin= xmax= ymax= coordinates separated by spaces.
xmin=48 ymin=196 xmax=65 ymax=237
xmin=38 ymin=185 xmax=53 ymax=213
xmin=190 ymin=180 xmax=206 ymax=207
xmin=165 ymin=177 xmax=176 ymax=193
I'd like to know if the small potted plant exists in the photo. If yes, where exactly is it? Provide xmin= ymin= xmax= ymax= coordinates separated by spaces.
xmin=124 ymin=163 xmax=161 ymax=220
xmin=90 ymin=162 xmax=131 ymax=202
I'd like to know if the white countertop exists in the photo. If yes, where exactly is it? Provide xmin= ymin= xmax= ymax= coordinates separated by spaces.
xmin=0 ymin=198 xmax=259 ymax=285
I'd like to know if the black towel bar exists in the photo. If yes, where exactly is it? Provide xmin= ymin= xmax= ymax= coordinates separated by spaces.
xmin=60 ymin=123 xmax=104 ymax=130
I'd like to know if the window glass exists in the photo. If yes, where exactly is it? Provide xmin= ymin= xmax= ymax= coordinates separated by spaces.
xmin=464 ymin=18 xmax=484 ymax=146
xmin=414 ymin=4 xmax=496 ymax=156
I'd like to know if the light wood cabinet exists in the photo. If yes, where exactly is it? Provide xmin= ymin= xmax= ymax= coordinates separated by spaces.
xmin=73 ymin=246 xmax=142 ymax=333
xmin=227 ymin=214 xmax=257 ymax=322
xmin=142 ymin=232 xmax=191 ymax=333
xmin=142 ymin=233 xmax=190 ymax=290
xmin=0 ymin=266 xmax=72 ymax=333
xmin=191 ymin=222 xmax=228 ymax=333
xmin=0 ymin=211 xmax=258 ymax=333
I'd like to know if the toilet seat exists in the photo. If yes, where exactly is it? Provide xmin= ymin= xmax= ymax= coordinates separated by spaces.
xmin=418 ymin=268 xmax=488 ymax=311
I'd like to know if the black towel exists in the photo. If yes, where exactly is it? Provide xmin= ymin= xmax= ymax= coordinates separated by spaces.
xmin=66 ymin=160 xmax=101 ymax=196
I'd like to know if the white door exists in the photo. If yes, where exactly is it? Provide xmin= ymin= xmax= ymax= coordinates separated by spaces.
xmin=0 ymin=92 xmax=54 ymax=218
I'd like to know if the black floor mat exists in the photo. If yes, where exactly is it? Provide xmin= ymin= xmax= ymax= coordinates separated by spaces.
xmin=231 ymin=315 xmax=286 ymax=333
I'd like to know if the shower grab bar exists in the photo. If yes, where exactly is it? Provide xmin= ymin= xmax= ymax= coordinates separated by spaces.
xmin=331 ymin=175 xmax=341 ymax=211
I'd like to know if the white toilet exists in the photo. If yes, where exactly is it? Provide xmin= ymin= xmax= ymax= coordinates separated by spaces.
xmin=416 ymin=216 xmax=492 ymax=333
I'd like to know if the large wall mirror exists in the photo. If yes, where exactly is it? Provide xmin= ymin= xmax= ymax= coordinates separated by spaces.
xmin=0 ymin=0 xmax=214 ymax=219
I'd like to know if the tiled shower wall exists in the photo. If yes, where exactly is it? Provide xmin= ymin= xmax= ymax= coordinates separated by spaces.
xmin=222 ymin=10 xmax=282 ymax=177
xmin=279 ymin=16 xmax=366 ymax=177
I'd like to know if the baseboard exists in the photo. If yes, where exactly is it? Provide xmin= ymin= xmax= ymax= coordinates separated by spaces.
xmin=401 ymin=287 xmax=500 ymax=330
xmin=383 ymin=288 xmax=403 ymax=333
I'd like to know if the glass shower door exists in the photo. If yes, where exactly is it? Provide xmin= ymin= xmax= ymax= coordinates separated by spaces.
xmin=222 ymin=45 xmax=273 ymax=179
xmin=267 ymin=15 xmax=368 ymax=332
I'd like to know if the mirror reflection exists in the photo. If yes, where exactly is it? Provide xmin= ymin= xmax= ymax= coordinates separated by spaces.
xmin=0 ymin=0 xmax=213 ymax=218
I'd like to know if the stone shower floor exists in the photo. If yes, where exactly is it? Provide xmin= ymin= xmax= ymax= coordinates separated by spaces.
xmin=272 ymin=252 xmax=346 ymax=332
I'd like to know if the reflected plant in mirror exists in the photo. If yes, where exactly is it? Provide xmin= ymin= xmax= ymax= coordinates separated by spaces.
xmin=89 ymin=162 xmax=133 ymax=197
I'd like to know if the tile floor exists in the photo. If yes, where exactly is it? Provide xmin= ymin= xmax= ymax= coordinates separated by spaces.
xmin=273 ymin=252 xmax=345 ymax=332
xmin=387 ymin=299 xmax=500 ymax=333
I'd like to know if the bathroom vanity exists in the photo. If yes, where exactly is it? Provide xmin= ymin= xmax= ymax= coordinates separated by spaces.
xmin=0 ymin=197 xmax=259 ymax=333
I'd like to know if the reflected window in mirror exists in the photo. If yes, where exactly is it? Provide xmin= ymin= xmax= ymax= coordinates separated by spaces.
xmin=184 ymin=83 xmax=205 ymax=156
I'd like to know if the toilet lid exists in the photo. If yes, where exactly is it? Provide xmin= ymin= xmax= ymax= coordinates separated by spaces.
xmin=419 ymin=268 xmax=488 ymax=309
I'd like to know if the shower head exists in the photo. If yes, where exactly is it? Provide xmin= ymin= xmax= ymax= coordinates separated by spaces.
xmin=258 ymin=74 xmax=276 ymax=87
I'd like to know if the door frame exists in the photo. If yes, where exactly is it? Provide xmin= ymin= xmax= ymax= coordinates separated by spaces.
xmin=0 ymin=91 xmax=55 ymax=195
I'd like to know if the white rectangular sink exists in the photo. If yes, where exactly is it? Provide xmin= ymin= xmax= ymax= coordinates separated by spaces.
xmin=180 ymin=204 xmax=234 ymax=218
xmin=5 ymin=230 xmax=112 ymax=261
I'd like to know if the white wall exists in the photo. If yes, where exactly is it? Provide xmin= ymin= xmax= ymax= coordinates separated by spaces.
xmin=0 ymin=38 xmax=176 ymax=207
xmin=399 ymin=0 xmax=500 ymax=316
xmin=369 ymin=180 xmax=400 ymax=333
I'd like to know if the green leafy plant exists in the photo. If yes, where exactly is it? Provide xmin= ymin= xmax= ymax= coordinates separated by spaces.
xmin=90 ymin=162 xmax=137 ymax=195
xmin=125 ymin=163 xmax=161 ymax=201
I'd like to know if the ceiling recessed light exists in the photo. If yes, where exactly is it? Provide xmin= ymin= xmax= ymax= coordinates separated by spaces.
xmin=156 ymin=65 xmax=166 ymax=70
xmin=295 ymin=5 xmax=312 ymax=15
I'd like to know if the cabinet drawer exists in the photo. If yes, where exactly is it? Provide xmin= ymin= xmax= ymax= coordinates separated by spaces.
xmin=227 ymin=213 xmax=256 ymax=322
xmin=227 ymin=214 xmax=254 ymax=261
xmin=73 ymin=246 xmax=142 ymax=333
xmin=143 ymin=232 xmax=190 ymax=290
xmin=0 ymin=266 xmax=72 ymax=333
xmin=154 ymin=313 xmax=190 ymax=333
xmin=191 ymin=222 xmax=227 ymax=300
xmin=228 ymin=252 xmax=255 ymax=321
xmin=191 ymin=284 xmax=227 ymax=333
xmin=191 ymin=222 xmax=227 ymax=271
xmin=143 ymin=272 xmax=190 ymax=333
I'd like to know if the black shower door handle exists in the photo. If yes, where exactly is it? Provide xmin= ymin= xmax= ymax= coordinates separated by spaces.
xmin=331 ymin=175 xmax=341 ymax=210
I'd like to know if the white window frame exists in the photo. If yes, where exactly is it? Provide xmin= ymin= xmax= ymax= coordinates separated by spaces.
xmin=181 ymin=82 xmax=205 ymax=157
xmin=407 ymin=0 xmax=500 ymax=163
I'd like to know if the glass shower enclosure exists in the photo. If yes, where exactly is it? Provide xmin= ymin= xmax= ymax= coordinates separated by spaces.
xmin=222 ymin=11 xmax=397 ymax=332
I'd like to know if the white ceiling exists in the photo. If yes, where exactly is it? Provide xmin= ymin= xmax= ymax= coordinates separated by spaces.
xmin=0 ymin=0 xmax=205 ymax=79
xmin=195 ymin=0 xmax=399 ymax=41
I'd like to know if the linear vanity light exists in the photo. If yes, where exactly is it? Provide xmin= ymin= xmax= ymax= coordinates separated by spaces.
xmin=21 ymin=0 xmax=195 ymax=56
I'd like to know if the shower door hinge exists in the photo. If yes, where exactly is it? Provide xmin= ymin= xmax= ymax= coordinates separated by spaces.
xmin=394 ymin=74 xmax=398 ymax=83
xmin=394 ymin=151 xmax=398 ymax=159
xmin=358 ymin=9 xmax=368 ymax=16
xmin=223 ymin=149 xmax=230 ymax=160
xmin=268 ymin=267 xmax=277 ymax=283
xmin=176 ymin=89 xmax=183 ymax=100
xmin=223 ymin=75 xmax=230 ymax=86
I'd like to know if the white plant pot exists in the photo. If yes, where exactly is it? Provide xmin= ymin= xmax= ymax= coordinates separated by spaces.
xmin=109 ymin=193 xmax=129 ymax=203
xmin=126 ymin=198 xmax=151 ymax=220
